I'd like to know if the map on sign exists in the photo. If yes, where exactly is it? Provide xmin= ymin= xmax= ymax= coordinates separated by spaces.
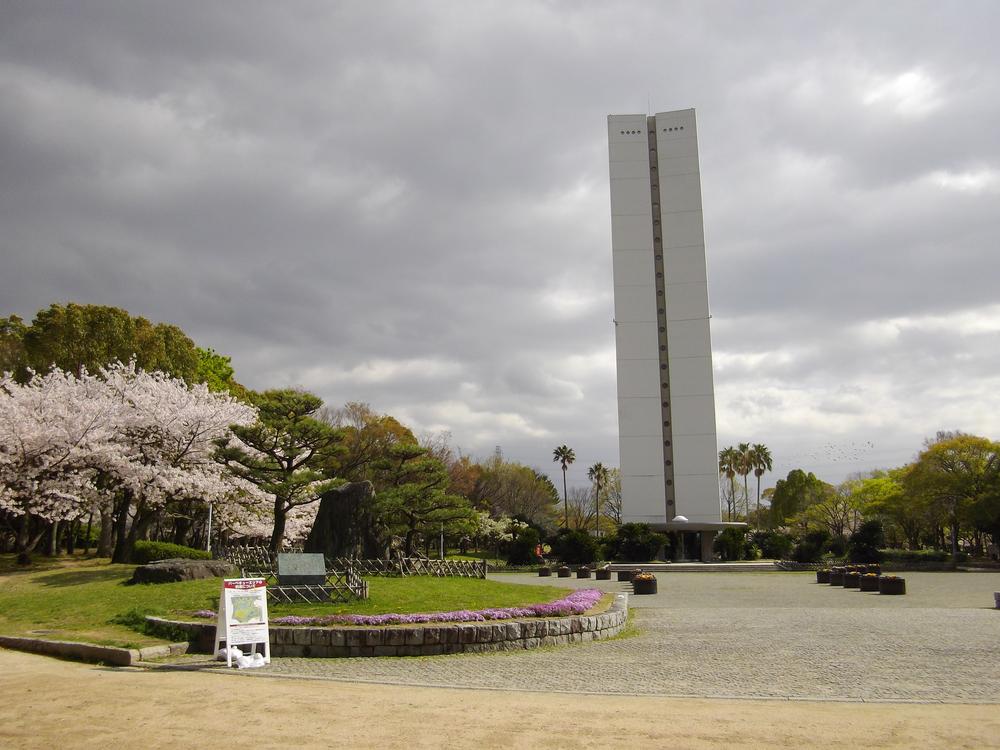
xmin=230 ymin=594 xmax=264 ymax=624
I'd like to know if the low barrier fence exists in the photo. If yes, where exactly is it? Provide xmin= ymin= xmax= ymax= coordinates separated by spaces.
xmin=221 ymin=546 xmax=486 ymax=580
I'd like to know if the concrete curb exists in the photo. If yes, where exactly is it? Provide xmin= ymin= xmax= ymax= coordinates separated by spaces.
xmin=146 ymin=593 xmax=629 ymax=658
xmin=0 ymin=635 xmax=189 ymax=666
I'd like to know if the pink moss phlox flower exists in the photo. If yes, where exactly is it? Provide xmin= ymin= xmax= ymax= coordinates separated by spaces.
xmin=267 ymin=588 xmax=603 ymax=627
xmin=192 ymin=609 xmax=216 ymax=619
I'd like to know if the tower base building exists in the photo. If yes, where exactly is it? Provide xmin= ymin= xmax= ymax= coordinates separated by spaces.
xmin=607 ymin=109 xmax=742 ymax=560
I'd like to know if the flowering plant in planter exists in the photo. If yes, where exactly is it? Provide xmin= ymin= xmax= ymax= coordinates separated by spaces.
xmin=632 ymin=571 xmax=657 ymax=594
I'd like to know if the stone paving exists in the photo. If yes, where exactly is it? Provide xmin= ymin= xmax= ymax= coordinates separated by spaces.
xmin=228 ymin=571 xmax=1000 ymax=703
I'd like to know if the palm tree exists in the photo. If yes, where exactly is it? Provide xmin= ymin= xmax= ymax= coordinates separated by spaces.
xmin=719 ymin=446 xmax=739 ymax=520
xmin=552 ymin=445 xmax=575 ymax=529
xmin=587 ymin=462 xmax=610 ymax=537
xmin=750 ymin=443 xmax=773 ymax=527
xmin=737 ymin=442 xmax=752 ymax=521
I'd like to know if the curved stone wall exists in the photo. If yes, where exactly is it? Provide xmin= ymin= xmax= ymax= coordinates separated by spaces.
xmin=146 ymin=593 xmax=628 ymax=658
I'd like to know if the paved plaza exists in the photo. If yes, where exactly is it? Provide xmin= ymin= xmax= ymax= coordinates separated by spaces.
xmin=231 ymin=571 xmax=1000 ymax=703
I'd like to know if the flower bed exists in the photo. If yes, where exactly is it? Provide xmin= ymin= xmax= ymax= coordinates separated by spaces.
xmin=250 ymin=588 xmax=606 ymax=627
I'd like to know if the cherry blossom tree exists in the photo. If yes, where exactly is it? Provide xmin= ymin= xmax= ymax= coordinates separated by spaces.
xmin=1 ymin=362 xmax=266 ymax=562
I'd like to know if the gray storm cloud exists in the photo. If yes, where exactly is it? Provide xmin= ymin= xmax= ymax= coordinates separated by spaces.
xmin=1 ymin=0 xmax=998 ymax=492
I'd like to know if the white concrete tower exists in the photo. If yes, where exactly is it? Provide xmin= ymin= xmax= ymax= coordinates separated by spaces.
xmin=608 ymin=109 xmax=732 ymax=556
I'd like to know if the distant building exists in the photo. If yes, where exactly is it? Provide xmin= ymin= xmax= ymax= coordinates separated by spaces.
xmin=607 ymin=109 xmax=740 ymax=560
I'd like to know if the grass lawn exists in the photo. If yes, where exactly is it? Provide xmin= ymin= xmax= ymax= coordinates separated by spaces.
xmin=0 ymin=555 xmax=574 ymax=649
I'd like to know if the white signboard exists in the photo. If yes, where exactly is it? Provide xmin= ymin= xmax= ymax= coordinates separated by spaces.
xmin=213 ymin=578 xmax=270 ymax=667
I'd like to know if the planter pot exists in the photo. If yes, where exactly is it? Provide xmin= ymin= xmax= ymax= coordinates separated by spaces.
xmin=632 ymin=578 xmax=657 ymax=595
xmin=829 ymin=571 xmax=844 ymax=586
xmin=576 ymin=568 xmax=591 ymax=579
xmin=816 ymin=570 xmax=831 ymax=584
xmin=556 ymin=568 xmax=571 ymax=578
xmin=843 ymin=572 xmax=861 ymax=588
xmin=595 ymin=569 xmax=611 ymax=580
xmin=617 ymin=570 xmax=634 ymax=582
xmin=538 ymin=567 xmax=551 ymax=577
xmin=994 ymin=592 xmax=1000 ymax=609
xmin=859 ymin=575 xmax=880 ymax=592
xmin=879 ymin=577 xmax=906 ymax=595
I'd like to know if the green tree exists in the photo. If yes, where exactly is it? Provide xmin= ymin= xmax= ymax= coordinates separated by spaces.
xmin=473 ymin=457 xmax=560 ymax=528
xmin=587 ymin=462 xmax=610 ymax=537
xmin=215 ymin=389 xmax=344 ymax=552
xmin=750 ymin=443 xmax=773 ymax=526
xmin=19 ymin=303 xmax=199 ymax=382
xmin=195 ymin=347 xmax=249 ymax=399
xmin=769 ymin=469 xmax=831 ymax=528
xmin=552 ymin=445 xmax=575 ymax=529
xmin=905 ymin=434 xmax=1000 ymax=559
xmin=324 ymin=402 xmax=416 ymax=482
xmin=736 ymin=442 xmax=752 ymax=520
xmin=372 ymin=443 xmax=476 ymax=556
xmin=0 ymin=315 xmax=27 ymax=375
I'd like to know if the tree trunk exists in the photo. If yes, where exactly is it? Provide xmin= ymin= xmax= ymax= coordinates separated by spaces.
xmin=64 ymin=520 xmax=76 ymax=555
xmin=755 ymin=475 xmax=762 ymax=528
xmin=269 ymin=498 xmax=287 ymax=554
xmin=15 ymin=513 xmax=49 ymax=563
xmin=562 ymin=468 xmax=568 ymax=529
xmin=111 ymin=491 xmax=133 ymax=564
xmin=172 ymin=517 xmax=192 ymax=547
xmin=97 ymin=506 xmax=114 ymax=558
xmin=83 ymin=512 xmax=93 ymax=555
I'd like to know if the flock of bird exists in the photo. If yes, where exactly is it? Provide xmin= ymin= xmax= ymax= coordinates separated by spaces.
xmin=783 ymin=440 xmax=877 ymax=466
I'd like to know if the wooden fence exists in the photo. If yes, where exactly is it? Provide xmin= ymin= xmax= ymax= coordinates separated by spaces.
xmin=222 ymin=546 xmax=486 ymax=579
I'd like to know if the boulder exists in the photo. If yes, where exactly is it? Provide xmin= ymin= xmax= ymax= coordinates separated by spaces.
xmin=130 ymin=558 xmax=236 ymax=584
xmin=304 ymin=481 xmax=382 ymax=559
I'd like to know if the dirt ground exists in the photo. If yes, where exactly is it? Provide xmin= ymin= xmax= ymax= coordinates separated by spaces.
xmin=2 ymin=650 xmax=998 ymax=749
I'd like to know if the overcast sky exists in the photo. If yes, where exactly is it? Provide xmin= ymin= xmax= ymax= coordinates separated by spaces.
xmin=2 ymin=1 xmax=998 ymax=494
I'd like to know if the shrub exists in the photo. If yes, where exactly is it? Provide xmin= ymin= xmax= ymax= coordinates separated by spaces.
xmin=713 ymin=528 xmax=746 ymax=561
xmin=133 ymin=541 xmax=212 ymax=564
xmin=506 ymin=527 xmax=541 ymax=565
xmin=792 ymin=530 xmax=830 ymax=563
xmin=879 ymin=548 xmax=966 ymax=564
xmin=605 ymin=523 xmax=667 ymax=562
xmin=848 ymin=520 xmax=885 ymax=563
xmin=824 ymin=534 xmax=847 ymax=557
xmin=549 ymin=529 xmax=599 ymax=564
xmin=749 ymin=530 xmax=793 ymax=560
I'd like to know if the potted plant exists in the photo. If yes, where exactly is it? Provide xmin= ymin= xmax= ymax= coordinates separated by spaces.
xmin=859 ymin=572 xmax=880 ymax=592
xmin=879 ymin=575 xmax=906 ymax=595
xmin=557 ymin=565 xmax=572 ymax=578
xmin=843 ymin=570 xmax=861 ymax=588
xmin=829 ymin=566 xmax=845 ymax=586
xmin=632 ymin=571 xmax=657 ymax=595
xmin=538 ymin=564 xmax=552 ymax=577
xmin=595 ymin=563 xmax=612 ymax=580
xmin=576 ymin=565 xmax=592 ymax=579
xmin=816 ymin=568 xmax=831 ymax=584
